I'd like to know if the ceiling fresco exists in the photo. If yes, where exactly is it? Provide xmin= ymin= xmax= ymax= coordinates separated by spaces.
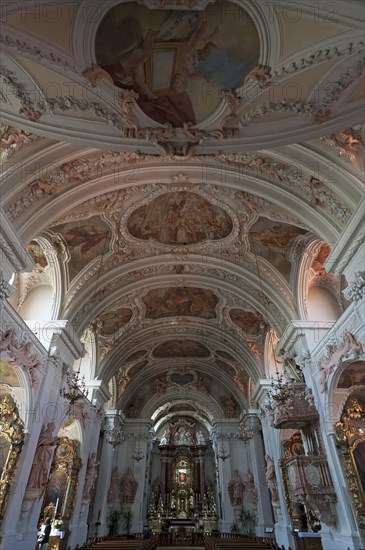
xmin=230 ymin=309 xmax=267 ymax=336
xmin=26 ymin=240 xmax=48 ymax=268
xmin=95 ymin=0 xmax=259 ymax=125
xmin=127 ymin=191 xmax=233 ymax=245
xmin=153 ymin=340 xmax=211 ymax=358
xmin=51 ymin=216 xmax=112 ymax=281
xmin=142 ymin=287 xmax=219 ymax=319
xmin=1 ymin=0 xmax=363 ymax=429
xmin=249 ymin=218 xmax=308 ymax=281
xmin=96 ymin=307 xmax=133 ymax=336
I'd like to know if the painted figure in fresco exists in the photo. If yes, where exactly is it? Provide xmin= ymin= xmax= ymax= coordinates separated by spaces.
xmin=228 ymin=469 xmax=244 ymax=506
xmin=113 ymin=26 xmax=159 ymax=99
xmin=171 ymin=20 xmax=217 ymax=92
xmin=64 ymin=225 xmax=109 ymax=254
xmin=26 ymin=423 xmax=57 ymax=494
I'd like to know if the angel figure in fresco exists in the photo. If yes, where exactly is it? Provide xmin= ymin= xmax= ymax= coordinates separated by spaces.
xmin=64 ymin=225 xmax=109 ymax=254
xmin=256 ymin=225 xmax=297 ymax=248
xmin=171 ymin=20 xmax=217 ymax=93
xmin=103 ymin=21 xmax=158 ymax=99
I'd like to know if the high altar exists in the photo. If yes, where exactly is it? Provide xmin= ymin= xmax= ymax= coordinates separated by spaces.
xmin=148 ymin=419 xmax=218 ymax=535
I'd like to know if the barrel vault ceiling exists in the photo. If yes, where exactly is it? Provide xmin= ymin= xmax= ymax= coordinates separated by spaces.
xmin=1 ymin=0 xmax=364 ymax=425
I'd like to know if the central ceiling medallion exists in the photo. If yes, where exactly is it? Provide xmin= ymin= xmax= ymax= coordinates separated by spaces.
xmin=143 ymin=287 xmax=218 ymax=319
xmin=95 ymin=0 xmax=259 ymax=126
xmin=153 ymin=340 xmax=210 ymax=357
xmin=127 ymin=191 xmax=232 ymax=245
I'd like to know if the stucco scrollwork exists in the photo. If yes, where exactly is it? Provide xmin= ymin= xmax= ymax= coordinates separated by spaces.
xmin=343 ymin=271 xmax=365 ymax=303
xmin=317 ymin=331 xmax=364 ymax=392
xmin=0 ymin=328 xmax=43 ymax=385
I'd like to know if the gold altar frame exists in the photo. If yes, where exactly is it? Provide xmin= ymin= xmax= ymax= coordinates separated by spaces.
xmin=0 ymin=394 xmax=25 ymax=519
xmin=41 ymin=437 xmax=82 ymax=520
xmin=336 ymin=397 xmax=365 ymax=536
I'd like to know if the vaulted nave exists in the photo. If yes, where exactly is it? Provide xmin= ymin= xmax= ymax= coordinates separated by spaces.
xmin=0 ymin=1 xmax=364 ymax=549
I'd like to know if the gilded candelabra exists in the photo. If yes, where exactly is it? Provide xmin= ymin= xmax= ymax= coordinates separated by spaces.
xmin=60 ymin=368 xmax=89 ymax=404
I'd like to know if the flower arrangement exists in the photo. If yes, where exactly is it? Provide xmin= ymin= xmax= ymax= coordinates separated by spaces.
xmin=53 ymin=519 xmax=64 ymax=529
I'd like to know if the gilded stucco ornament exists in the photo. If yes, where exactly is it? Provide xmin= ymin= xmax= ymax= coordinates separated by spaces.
xmin=336 ymin=399 xmax=365 ymax=535
xmin=0 ymin=394 xmax=25 ymax=519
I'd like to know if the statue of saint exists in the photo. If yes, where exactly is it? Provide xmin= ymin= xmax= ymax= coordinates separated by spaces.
xmin=82 ymin=452 xmax=99 ymax=501
xmin=196 ymin=430 xmax=205 ymax=445
xmin=160 ymin=429 xmax=170 ymax=445
xmin=26 ymin=423 xmax=57 ymax=496
xmin=120 ymin=467 xmax=138 ymax=505
xmin=107 ymin=466 xmax=120 ymax=505
xmin=265 ymin=454 xmax=279 ymax=504
xmin=228 ymin=469 xmax=244 ymax=506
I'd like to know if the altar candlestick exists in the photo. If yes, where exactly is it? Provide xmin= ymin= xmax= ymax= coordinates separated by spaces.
xmin=54 ymin=498 xmax=59 ymax=517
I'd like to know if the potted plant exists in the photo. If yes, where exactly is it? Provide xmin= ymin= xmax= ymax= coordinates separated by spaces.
xmin=238 ymin=508 xmax=257 ymax=536
xmin=229 ymin=521 xmax=240 ymax=534
xmin=122 ymin=509 xmax=134 ymax=538
xmin=53 ymin=518 xmax=63 ymax=530
xmin=107 ymin=509 xmax=122 ymax=536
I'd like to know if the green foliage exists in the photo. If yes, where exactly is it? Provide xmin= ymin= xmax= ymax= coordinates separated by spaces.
xmin=107 ymin=509 xmax=122 ymax=535
xmin=229 ymin=521 xmax=240 ymax=534
xmin=238 ymin=507 xmax=257 ymax=536
xmin=122 ymin=509 xmax=134 ymax=535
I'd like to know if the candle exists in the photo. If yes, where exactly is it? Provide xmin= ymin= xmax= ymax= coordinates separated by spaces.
xmin=54 ymin=498 xmax=59 ymax=517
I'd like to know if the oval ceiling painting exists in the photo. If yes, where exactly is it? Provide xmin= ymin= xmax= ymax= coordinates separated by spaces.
xmin=127 ymin=191 xmax=232 ymax=245
xmin=143 ymin=287 xmax=218 ymax=319
xmin=95 ymin=0 xmax=260 ymax=126
xmin=153 ymin=340 xmax=210 ymax=358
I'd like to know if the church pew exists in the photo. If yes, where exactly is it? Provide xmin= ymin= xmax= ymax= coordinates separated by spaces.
xmin=205 ymin=535 xmax=277 ymax=550
xmin=83 ymin=535 xmax=157 ymax=549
